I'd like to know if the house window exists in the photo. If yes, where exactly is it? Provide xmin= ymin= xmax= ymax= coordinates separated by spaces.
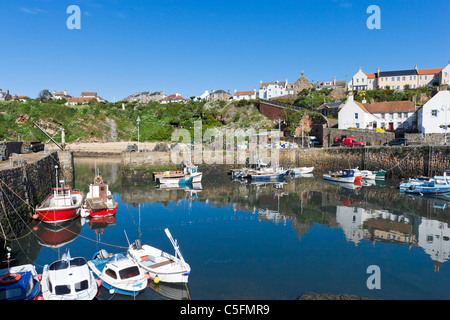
xmin=391 ymin=77 xmax=395 ymax=81
xmin=356 ymin=123 xmax=360 ymax=129
xmin=397 ymin=77 xmax=400 ymax=81
xmin=390 ymin=113 xmax=394 ymax=119
xmin=355 ymin=113 xmax=359 ymax=119
xmin=402 ymin=76 xmax=405 ymax=81
xmin=431 ymin=110 xmax=438 ymax=117
xmin=398 ymin=112 xmax=402 ymax=118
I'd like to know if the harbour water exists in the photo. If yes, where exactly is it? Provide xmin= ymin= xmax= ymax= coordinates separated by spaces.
xmin=4 ymin=158 xmax=450 ymax=300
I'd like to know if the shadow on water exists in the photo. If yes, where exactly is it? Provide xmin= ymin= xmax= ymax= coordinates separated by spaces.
xmin=3 ymin=157 xmax=450 ymax=299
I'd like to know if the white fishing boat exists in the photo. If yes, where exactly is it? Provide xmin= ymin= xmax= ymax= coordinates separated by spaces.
xmin=88 ymin=250 xmax=148 ymax=296
xmin=40 ymin=253 xmax=99 ymax=300
xmin=288 ymin=167 xmax=314 ymax=175
xmin=154 ymin=163 xmax=202 ymax=185
xmin=128 ymin=228 xmax=191 ymax=284
xmin=323 ymin=169 xmax=356 ymax=183
xmin=360 ymin=170 xmax=376 ymax=180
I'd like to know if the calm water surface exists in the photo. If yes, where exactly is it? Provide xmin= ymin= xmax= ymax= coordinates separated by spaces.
xmin=6 ymin=158 xmax=450 ymax=300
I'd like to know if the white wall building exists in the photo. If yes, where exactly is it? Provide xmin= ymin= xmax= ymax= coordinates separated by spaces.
xmin=338 ymin=95 xmax=416 ymax=131
xmin=233 ymin=88 xmax=257 ymax=100
xmin=259 ymin=79 xmax=290 ymax=99
xmin=417 ymin=90 xmax=450 ymax=134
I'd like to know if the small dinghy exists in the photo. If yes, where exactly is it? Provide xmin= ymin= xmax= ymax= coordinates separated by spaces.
xmin=288 ymin=167 xmax=314 ymax=175
xmin=128 ymin=228 xmax=191 ymax=284
xmin=40 ymin=252 xmax=98 ymax=300
xmin=88 ymin=249 xmax=148 ymax=296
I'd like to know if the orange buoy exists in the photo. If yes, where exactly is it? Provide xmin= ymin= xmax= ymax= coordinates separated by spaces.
xmin=0 ymin=273 xmax=21 ymax=284
xmin=94 ymin=176 xmax=103 ymax=184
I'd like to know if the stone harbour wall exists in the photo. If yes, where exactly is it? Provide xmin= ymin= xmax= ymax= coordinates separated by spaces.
xmin=122 ymin=145 xmax=450 ymax=180
xmin=0 ymin=153 xmax=59 ymax=239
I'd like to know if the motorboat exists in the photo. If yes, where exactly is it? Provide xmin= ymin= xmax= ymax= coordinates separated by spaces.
xmin=81 ymin=174 xmax=117 ymax=218
xmin=34 ymin=166 xmax=84 ymax=224
xmin=88 ymin=250 xmax=148 ymax=296
xmin=0 ymin=258 xmax=40 ymax=300
xmin=323 ymin=169 xmax=356 ymax=183
xmin=404 ymin=175 xmax=450 ymax=195
xmin=40 ymin=253 xmax=99 ymax=300
xmin=360 ymin=170 xmax=376 ymax=180
xmin=288 ymin=167 xmax=314 ymax=175
xmin=128 ymin=229 xmax=191 ymax=284
xmin=154 ymin=163 xmax=202 ymax=185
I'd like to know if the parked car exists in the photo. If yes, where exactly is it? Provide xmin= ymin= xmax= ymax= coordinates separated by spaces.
xmin=383 ymin=138 xmax=409 ymax=146
xmin=343 ymin=138 xmax=366 ymax=147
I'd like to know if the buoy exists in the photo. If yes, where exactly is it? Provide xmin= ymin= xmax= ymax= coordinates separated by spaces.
xmin=154 ymin=275 xmax=160 ymax=284
xmin=0 ymin=273 xmax=21 ymax=283
xmin=145 ymin=273 xmax=151 ymax=279
xmin=32 ymin=214 xmax=39 ymax=220
xmin=94 ymin=176 xmax=103 ymax=184
xmin=95 ymin=279 xmax=102 ymax=287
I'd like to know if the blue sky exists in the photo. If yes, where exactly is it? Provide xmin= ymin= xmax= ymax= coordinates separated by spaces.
xmin=1 ymin=0 xmax=449 ymax=101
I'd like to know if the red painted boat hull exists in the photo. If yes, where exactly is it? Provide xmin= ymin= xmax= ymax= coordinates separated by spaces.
xmin=89 ymin=207 xmax=116 ymax=218
xmin=35 ymin=191 xmax=84 ymax=224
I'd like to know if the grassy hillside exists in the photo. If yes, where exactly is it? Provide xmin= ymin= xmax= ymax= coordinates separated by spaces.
xmin=0 ymin=98 xmax=274 ymax=143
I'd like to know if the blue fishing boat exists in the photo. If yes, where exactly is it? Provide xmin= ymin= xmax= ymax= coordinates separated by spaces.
xmin=0 ymin=264 xmax=41 ymax=300
xmin=88 ymin=250 xmax=148 ymax=296
xmin=404 ymin=175 xmax=450 ymax=195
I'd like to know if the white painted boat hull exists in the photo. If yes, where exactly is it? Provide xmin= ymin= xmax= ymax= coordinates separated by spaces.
xmin=128 ymin=244 xmax=191 ymax=284
xmin=323 ymin=174 xmax=356 ymax=183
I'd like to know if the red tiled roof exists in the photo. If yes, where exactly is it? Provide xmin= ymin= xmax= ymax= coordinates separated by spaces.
xmin=363 ymin=100 xmax=415 ymax=113
xmin=81 ymin=92 xmax=97 ymax=97
xmin=160 ymin=94 xmax=188 ymax=101
xmin=234 ymin=91 xmax=254 ymax=96
xmin=367 ymin=73 xmax=376 ymax=79
xmin=418 ymin=68 xmax=443 ymax=75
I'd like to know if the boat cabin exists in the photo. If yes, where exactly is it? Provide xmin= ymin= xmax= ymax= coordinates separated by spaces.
xmin=0 ymin=270 xmax=39 ymax=300
xmin=341 ymin=169 xmax=355 ymax=177
xmin=103 ymin=254 xmax=142 ymax=281
xmin=46 ymin=257 xmax=92 ymax=296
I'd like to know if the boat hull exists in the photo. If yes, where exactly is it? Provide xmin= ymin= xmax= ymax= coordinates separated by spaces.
xmin=35 ymin=206 xmax=82 ymax=224
xmin=323 ymin=174 xmax=356 ymax=183
xmin=35 ymin=191 xmax=84 ymax=224
xmin=128 ymin=245 xmax=191 ymax=284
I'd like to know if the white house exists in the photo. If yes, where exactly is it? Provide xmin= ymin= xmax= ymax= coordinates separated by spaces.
xmin=159 ymin=93 xmax=189 ymax=104
xmin=259 ymin=79 xmax=290 ymax=99
xmin=233 ymin=88 xmax=257 ymax=100
xmin=440 ymin=61 xmax=450 ymax=86
xmin=338 ymin=95 xmax=416 ymax=131
xmin=347 ymin=68 xmax=373 ymax=91
xmin=417 ymin=90 xmax=450 ymax=134
xmin=338 ymin=95 xmax=377 ymax=129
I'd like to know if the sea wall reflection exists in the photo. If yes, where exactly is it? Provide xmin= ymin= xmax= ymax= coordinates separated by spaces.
xmin=117 ymin=164 xmax=450 ymax=273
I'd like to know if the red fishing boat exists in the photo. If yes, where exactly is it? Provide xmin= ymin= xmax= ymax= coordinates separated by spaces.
xmin=34 ymin=187 xmax=84 ymax=224
xmin=81 ymin=175 xmax=117 ymax=218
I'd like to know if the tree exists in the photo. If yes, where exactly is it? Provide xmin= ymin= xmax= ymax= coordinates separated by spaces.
xmin=38 ymin=89 xmax=52 ymax=101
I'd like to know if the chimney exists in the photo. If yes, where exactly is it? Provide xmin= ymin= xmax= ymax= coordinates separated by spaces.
xmin=227 ymin=89 xmax=230 ymax=94
xmin=301 ymin=70 xmax=304 ymax=77
xmin=334 ymin=76 xmax=336 ymax=85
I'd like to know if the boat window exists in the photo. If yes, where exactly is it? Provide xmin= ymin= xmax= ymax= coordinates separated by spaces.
xmin=50 ymin=260 xmax=68 ymax=271
xmin=119 ymin=266 xmax=140 ymax=280
xmin=70 ymin=257 xmax=87 ymax=267
xmin=75 ymin=280 xmax=89 ymax=292
xmin=105 ymin=268 xmax=117 ymax=279
xmin=26 ymin=276 xmax=35 ymax=297
xmin=0 ymin=287 xmax=24 ymax=300
xmin=55 ymin=284 xmax=71 ymax=295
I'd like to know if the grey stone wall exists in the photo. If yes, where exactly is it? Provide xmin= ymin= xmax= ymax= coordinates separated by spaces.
xmin=322 ymin=128 xmax=395 ymax=148
xmin=0 ymin=153 xmax=59 ymax=239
